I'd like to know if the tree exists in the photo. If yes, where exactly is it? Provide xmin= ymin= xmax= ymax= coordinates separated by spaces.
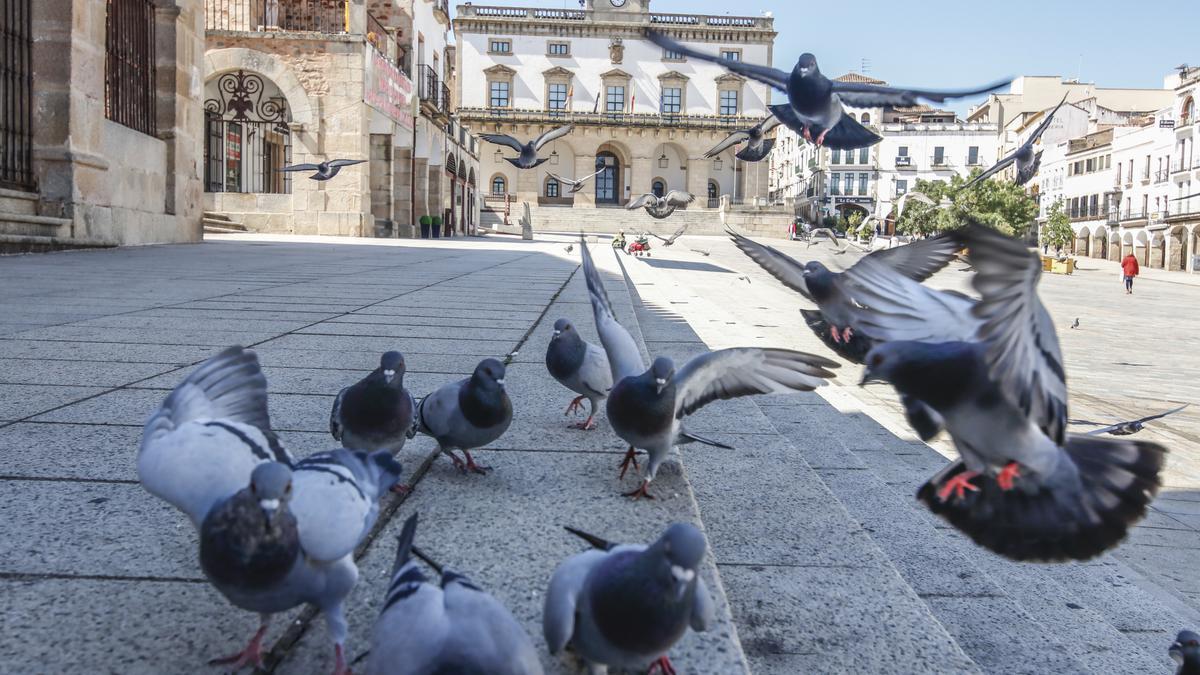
xmin=893 ymin=170 xmax=1040 ymax=238
xmin=1041 ymin=198 xmax=1074 ymax=254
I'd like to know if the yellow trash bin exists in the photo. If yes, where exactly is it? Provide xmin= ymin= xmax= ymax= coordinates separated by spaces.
xmin=1051 ymin=258 xmax=1074 ymax=275
xmin=1042 ymin=256 xmax=1054 ymax=272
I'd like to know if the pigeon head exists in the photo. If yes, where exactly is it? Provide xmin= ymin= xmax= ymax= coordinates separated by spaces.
xmin=1170 ymin=629 xmax=1200 ymax=667
xmin=652 ymin=523 xmax=707 ymax=600
xmin=552 ymin=318 xmax=575 ymax=339
xmin=249 ymin=462 xmax=293 ymax=523
xmin=860 ymin=342 xmax=912 ymax=387
xmin=473 ymin=358 xmax=507 ymax=391
xmin=802 ymin=260 xmax=829 ymax=277
xmin=650 ymin=356 xmax=675 ymax=395
xmin=795 ymin=53 xmax=819 ymax=78
xmin=379 ymin=350 xmax=406 ymax=384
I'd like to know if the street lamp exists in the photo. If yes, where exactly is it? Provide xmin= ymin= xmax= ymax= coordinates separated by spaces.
xmin=657 ymin=143 xmax=668 ymax=169
xmin=550 ymin=149 xmax=559 ymax=165
xmin=713 ymin=157 xmax=723 ymax=171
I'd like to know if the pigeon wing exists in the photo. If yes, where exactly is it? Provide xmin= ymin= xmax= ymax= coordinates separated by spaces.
xmin=691 ymin=575 xmax=716 ymax=632
xmin=543 ymin=549 xmax=609 ymax=654
xmin=580 ymin=238 xmax=645 ymax=381
xmin=704 ymin=131 xmax=751 ymax=158
xmin=665 ymin=223 xmax=688 ymax=244
xmin=290 ymin=449 xmax=392 ymax=562
xmin=818 ymin=113 xmax=883 ymax=150
xmin=532 ymin=124 xmax=575 ymax=150
xmin=673 ymin=348 xmax=839 ymax=419
xmin=769 ymin=104 xmax=815 ymax=134
xmin=329 ymin=386 xmax=347 ymax=441
xmin=278 ymin=163 xmax=322 ymax=173
xmin=664 ymin=191 xmax=695 ymax=208
xmin=1086 ymin=404 xmax=1189 ymax=435
xmin=839 ymin=257 xmax=980 ymax=344
xmin=478 ymin=134 xmax=527 ymax=153
xmin=957 ymin=223 xmax=1069 ymax=444
xmin=758 ymin=115 xmax=782 ymax=133
xmin=833 ymin=79 xmax=1010 ymax=107
xmin=961 ymin=154 xmax=1017 ymax=190
xmin=327 ymin=159 xmax=366 ymax=168
xmin=726 ymin=228 xmax=813 ymax=300
xmin=735 ymin=138 xmax=776 ymax=162
xmin=646 ymin=31 xmax=791 ymax=93
xmin=1025 ymin=94 xmax=1068 ymax=147
xmin=869 ymin=231 xmax=962 ymax=282
xmin=626 ymin=194 xmax=657 ymax=210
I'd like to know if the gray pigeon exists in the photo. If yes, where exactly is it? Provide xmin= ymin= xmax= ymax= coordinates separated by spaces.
xmin=414 ymin=358 xmax=512 ymax=474
xmin=548 ymin=166 xmax=606 ymax=194
xmin=1170 ymin=630 xmax=1200 ymax=675
xmin=278 ymin=159 xmax=366 ymax=181
xmin=805 ymin=227 xmax=845 ymax=251
xmin=1078 ymin=404 xmax=1189 ymax=436
xmin=856 ymin=222 xmax=1166 ymax=561
xmin=647 ymin=32 xmax=1006 ymax=149
xmin=139 ymin=346 xmax=404 ymax=673
xmin=626 ymin=191 xmax=694 ymax=220
xmin=704 ymin=115 xmax=781 ymax=162
xmin=546 ymin=318 xmax=613 ymax=431
xmin=330 ymin=351 xmax=416 ymax=455
xmin=479 ymin=125 xmax=575 ymax=169
xmin=579 ymin=237 xmax=839 ymax=499
xmin=648 ymin=223 xmax=689 ymax=246
xmin=544 ymin=523 xmax=714 ymax=675
xmin=1069 ymin=317 xmax=1079 ymax=329
xmin=962 ymin=94 xmax=1066 ymax=190
xmin=366 ymin=514 xmax=544 ymax=675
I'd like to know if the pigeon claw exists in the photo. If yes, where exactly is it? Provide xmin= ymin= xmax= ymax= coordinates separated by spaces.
xmin=622 ymin=480 xmax=656 ymax=501
xmin=564 ymin=395 xmax=586 ymax=417
xmin=462 ymin=450 xmax=492 ymax=475
xmin=332 ymin=643 xmax=351 ymax=675
xmin=996 ymin=462 xmax=1021 ymax=491
xmin=936 ymin=470 xmax=981 ymax=502
xmin=569 ymin=415 xmax=597 ymax=431
xmin=649 ymin=655 xmax=678 ymax=675
xmin=618 ymin=446 xmax=641 ymax=479
xmin=802 ymin=125 xmax=813 ymax=142
xmin=390 ymin=483 xmax=412 ymax=496
xmin=207 ymin=623 xmax=268 ymax=670
xmin=814 ymin=128 xmax=829 ymax=147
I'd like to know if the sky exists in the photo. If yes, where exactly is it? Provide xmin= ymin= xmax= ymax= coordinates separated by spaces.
xmin=453 ymin=0 xmax=1200 ymax=115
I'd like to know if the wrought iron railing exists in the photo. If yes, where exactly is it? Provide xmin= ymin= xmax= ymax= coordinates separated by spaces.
xmin=1 ymin=0 xmax=34 ymax=188
xmin=106 ymin=0 xmax=157 ymax=136
xmin=206 ymin=0 xmax=348 ymax=34
xmin=458 ymin=4 xmax=770 ymax=28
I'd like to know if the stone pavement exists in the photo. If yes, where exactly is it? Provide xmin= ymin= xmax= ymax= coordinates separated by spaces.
xmin=0 ymin=232 xmax=1196 ymax=674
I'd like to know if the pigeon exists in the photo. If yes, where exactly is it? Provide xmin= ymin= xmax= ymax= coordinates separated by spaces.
xmin=627 ymin=191 xmax=695 ymax=220
xmin=138 ymin=346 xmax=403 ymax=673
xmin=544 ymin=523 xmax=714 ymax=675
xmin=366 ymin=514 xmax=543 ymax=675
xmin=546 ymin=318 xmax=613 ymax=431
xmin=648 ymin=223 xmax=689 ymax=246
xmin=565 ymin=244 xmax=575 ymax=254
xmin=647 ymin=32 xmax=1007 ymax=149
xmin=704 ymin=115 xmax=781 ymax=163
xmin=479 ymin=125 xmax=575 ymax=169
xmin=278 ymin=159 xmax=366 ymax=181
xmin=805 ymin=227 xmax=845 ymax=251
xmin=895 ymin=191 xmax=936 ymax=219
xmin=737 ymin=275 xmax=752 ymax=284
xmin=414 ymin=358 xmax=512 ymax=474
xmin=855 ymin=222 xmax=1166 ymax=562
xmin=1170 ymin=630 xmax=1200 ymax=675
xmin=579 ymin=236 xmax=839 ymax=499
xmin=690 ymin=248 xmax=711 ymax=257
xmin=330 ymin=351 xmax=416 ymax=455
xmin=962 ymin=94 xmax=1067 ymax=190
xmin=726 ymin=227 xmax=961 ymax=348
xmin=548 ymin=163 xmax=606 ymax=193
xmin=1070 ymin=317 xmax=1080 ymax=329
xmin=1077 ymin=404 xmax=1189 ymax=436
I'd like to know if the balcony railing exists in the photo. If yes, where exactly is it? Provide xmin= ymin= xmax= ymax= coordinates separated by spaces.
xmin=206 ymin=0 xmax=348 ymax=34
xmin=457 ymin=4 xmax=770 ymax=28
xmin=456 ymin=107 xmax=767 ymax=132
xmin=1172 ymin=159 xmax=1189 ymax=174
xmin=1120 ymin=209 xmax=1147 ymax=221
xmin=1155 ymin=169 xmax=1170 ymax=183
xmin=931 ymin=156 xmax=950 ymax=167
xmin=895 ymin=156 xmax=912 ymax=168
xmin=417 ymin=64 xmax=450 ymax=115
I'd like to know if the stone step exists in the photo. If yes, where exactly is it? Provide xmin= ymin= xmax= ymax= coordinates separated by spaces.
xmin=0 ymin=211 xmax=72 ymax=239
xmin=201 ymin=214 xmax=247 ymax=232
xmin=0 ymin=232 xmax=113 ymax=255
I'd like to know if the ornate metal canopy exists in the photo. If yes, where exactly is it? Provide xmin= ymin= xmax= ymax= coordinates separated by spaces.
xmin=205 ymin=70 xmax=289 ymax=127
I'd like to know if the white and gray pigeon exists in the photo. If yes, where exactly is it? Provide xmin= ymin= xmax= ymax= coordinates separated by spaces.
xmin=546 ymin=318 xmax=613 ymax=431
xmin=366 ymin=514 xmax=544 ymax=675
xmin=626 ymin=191 xmax=694 ymax=220
xmin=855 ymin=222 xmax=1166 ymax=561
xmin=704 ymin=115 xmax=781 ymax=162
xmin=579 ymin=236 xmax=839 ymax=499
xmin=895 ymin=190 xmax=936 ymax=219
xmin=548 ymin=158 xmax=607 ymax=193
xmin=278 ymin=159 xmax=366 ymax=181
xmin=414 ymin=358 xmax=512 ymax=475
xmin=648 ymin=223 xmax=689 ymax=246
xmin=330 ymin=350 xmax=417 ymax=454
xmin=1076 ymin=403 xmax=1189 ymax=436
xmin=479 ymin=125 xmax=575 ymax=169
xmin=1170 ymin=630 xmax=1200 ymax=675
xmin=138 ymin=346 xmax=405 ymax=673
xmin=805 ymin=227 xmax=846 ymax=252
xmin=962 ymin=94 xmax=1067 ymax=190
xmin=544 ymin=523 xmax=715 ymax=675
xmin=647 ymin=31 xmax=1007 ymax=150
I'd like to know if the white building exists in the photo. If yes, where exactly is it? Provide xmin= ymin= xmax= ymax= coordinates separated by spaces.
xmin=1165 ymin=65 xmax=1200 ymax=268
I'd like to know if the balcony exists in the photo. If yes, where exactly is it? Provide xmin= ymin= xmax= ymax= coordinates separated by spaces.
xmin=418 ymin=64 xmax=450 ymax=118
xmin=432 ymin=0 xmax=449 ymax=22
xmin=1155 ymin=169 xmax=1170 ymax=183
xmin=895 ymin=156 xmax=913 ymax=168
xmin=1172 ymin=159 xmax=1189 ymax=174
xmin=1120 ymin=209 xmax=1147 ymax=222
xmin=456 ymin=107 xmax=767 ymax=132
xmin=206 ymin=0 xmax=349 ymax=34
xmin=1165 ymin=197 xmax=1200 ymax=219
xmin=930 ymin=156 xmax=951 ymax=168
xmin=1140 ymin=170 xmax=1152 ymax=184
xmin=457 ymin=5 xmax=771 ymax=29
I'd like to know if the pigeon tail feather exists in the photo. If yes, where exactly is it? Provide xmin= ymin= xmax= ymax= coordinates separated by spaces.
xmin=143 ymin=346 xmax=272 ymax=445
xmin=564 ymin=526 xmax=616 ymax=551
xmin=677 ymin=429 xmax=734 ymax=450
xmin=917 ymin=436 xmax=1165 ymax=562
xmin=818 ymin=114 xmax=883 ymax=151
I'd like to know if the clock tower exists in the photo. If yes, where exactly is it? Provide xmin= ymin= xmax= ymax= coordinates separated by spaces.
xmin=588 ymin=0 xmax=651 ymax=21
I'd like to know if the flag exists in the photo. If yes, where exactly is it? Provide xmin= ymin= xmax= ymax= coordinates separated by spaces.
xmin=567 ymin=85 xmax=574 ymax=110
xmin=592 ymin=92 xmax=600 ymax=114
xmin=630 ymin=94 xmax=636 ymax=113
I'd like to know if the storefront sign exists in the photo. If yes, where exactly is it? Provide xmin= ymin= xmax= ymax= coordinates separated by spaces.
xmin=365 ymin=50 xmax=415 ymax=130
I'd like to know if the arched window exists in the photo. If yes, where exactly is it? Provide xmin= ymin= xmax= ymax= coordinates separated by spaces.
xmin=491 ymin=175 xmax=506 ymax=196
xmin=595 ymin=151 xmax=619 ymax=204
xmin=652 ymin=179 xmax=666 ymax=197
xmin=707 ymin=180 xmax=719 ymax=199
xmin=860 ymin=112 xmax=870 ymax=124
xmin=1183 ymin=97 xmax=1195 ymax=126
xmin=544 ymin=176 xmax=560 ymax=198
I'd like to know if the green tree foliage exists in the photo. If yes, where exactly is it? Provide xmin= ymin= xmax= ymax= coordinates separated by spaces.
xmin=1040 ymin=198 xmax=1075 ymax=253
xmin=893 ymin=169 xmax=1040 ymax=238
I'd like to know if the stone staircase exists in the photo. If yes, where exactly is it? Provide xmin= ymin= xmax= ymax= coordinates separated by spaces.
xmin=201 ymin=211 xmax=248 ymax=234
xmin=596 ymin=243 xmax=1199 ymax=673
xmin=482 ymin=203 xmax=794 ymax=239
xmin=0 ymin=187 xmax=83 ymax=254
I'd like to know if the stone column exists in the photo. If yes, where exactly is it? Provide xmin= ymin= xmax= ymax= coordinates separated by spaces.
xmin=29 ymin=0 xmax=79 ymax=220
xmin=686 ymin=155 xmax=708 ymax=208
xmin=631 ymin=155 xmax=653 ymax=201
xmin=412 ymin=157 xmax=429 ymax=225
xmin=573 ymin=153 xmax=595 ymax=207
xmin=515 ymin=162 xmax=538 ymax=202
xmin=393 ymin=147 xmax=414 ymax=237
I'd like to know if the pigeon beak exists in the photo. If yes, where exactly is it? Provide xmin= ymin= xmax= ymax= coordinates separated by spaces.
xmin=671 ymin=565 xmax=695 ymax=600
xmin=858 ymin=369 xmax=883 ymax=387
xmin=259 ymin=498 xmax=280 ymax=521
xmin=552 ymin=330 xmax=561 ymax=338
xmin=383 ymin=369 xmax=396 ymax=383
xmin=655 ymin=377 xmax=667 ymax=395
xmin=496 ymin=378 xmax=505 ymax=389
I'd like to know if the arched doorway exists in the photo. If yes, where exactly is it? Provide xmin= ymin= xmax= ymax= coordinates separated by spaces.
xmin=1168 ymin=226 xmax=1187 ymax=271
xmin=1108 ymin=232 xmax=1121 ymax=261
xmin=707 ymin=180 xmax=719 ymax=208
xmin=1091 ymin=227 xmax=1107 ymax=259
xmin=1151 ymin=232 xmax=1166 ymax=269
xmin=595 ymin=151 xmax=620 ymax=205
xmin=652 ymin=179 xmax=666 ymax=197
xmin=204 ymin=70 xmax=292 ymax=193
xmin=1074 ymin=227 xmax=1090 ymax=257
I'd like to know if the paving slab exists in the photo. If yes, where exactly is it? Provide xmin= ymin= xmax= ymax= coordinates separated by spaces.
xmin=0 ymin=383 xmax=110 ymax=420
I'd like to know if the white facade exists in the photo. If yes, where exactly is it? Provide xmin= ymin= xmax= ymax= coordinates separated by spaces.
xmin=876 ymin=121 xmax=998 ymax=225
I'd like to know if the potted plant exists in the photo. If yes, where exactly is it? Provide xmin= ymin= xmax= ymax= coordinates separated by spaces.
xmin=431 ymin=215 xmax=443 ymax=239
xmin=419 ymin=215 xmax=432 ymax=239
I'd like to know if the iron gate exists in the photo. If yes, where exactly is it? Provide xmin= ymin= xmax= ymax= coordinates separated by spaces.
xmin=204 ymin=70 xmax=292 ymax=194
xmin=1 ymin=0 xmax=34 ymax=189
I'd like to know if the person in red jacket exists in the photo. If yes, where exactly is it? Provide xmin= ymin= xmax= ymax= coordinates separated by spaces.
xmin=1121 ymin=252 xmax=1140 ymax=294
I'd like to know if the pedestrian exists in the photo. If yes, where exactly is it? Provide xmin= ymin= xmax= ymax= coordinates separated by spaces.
xmin=1121 ymin=251 xmax=1140 ymax=294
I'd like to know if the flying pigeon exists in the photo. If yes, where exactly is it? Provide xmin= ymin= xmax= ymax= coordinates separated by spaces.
xmin=413 ymin=358 xmax=512 ymax=474
xmin=548 ymin=162 xmax=606 ymax=193
xmin=278 ymin=159 xmax=366 ymax=181
xmin=543 ymin=523 xmax=714 ymax=675
xmin=366 ymin=514 xmax=543 ymax=675
xmin=962 ymin=94 xmax=1067 ymax=190
xmin=690 ymin=248 xmax=711 ymax=257
xmin=648 ymin=223 xmax=689 ymax=246
xmin=139 ymin=346 xmax=403 ymax=673
xmin=805 ymin=227 xmax=845 ymax=251
xmin=1076 ymin=404 xmax=1189 ymax=436
xmin=647 ymin=32 xmax=1007 ymax=149
xmin=627 ymin=191 xmax=695 ymax=220
xmin=479 ymin=125 xmax=575 ymax=169
xmin=854 ymin=222 xmax=1166 ymax=561
xmin=895 ymin=191 xmax=936 ymax=219
xmin=1170 ymin=630 xmax=1200 ymax=675
xmin=546 ymin=318 xmax=613 ymax=430
xmin=1069 ymin=317 xmax=1080 ymax=329
xmin=579 ymin=237 xmax=838 ymax=499
xmin=704 ymin=115 xmax=782 ymax=162
xmin=726 ymin=227 xmax=961 ymax=347
xmin=330 ymin=351 xmax=416 ymax=455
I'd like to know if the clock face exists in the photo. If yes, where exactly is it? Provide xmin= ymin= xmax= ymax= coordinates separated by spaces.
xmin=610 ymin=0 xmax=627 ymax=6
